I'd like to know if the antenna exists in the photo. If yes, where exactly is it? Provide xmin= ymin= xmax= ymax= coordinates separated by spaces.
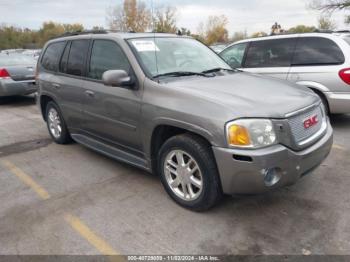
xmin=150 ymin=0 xmax=159 ymax=78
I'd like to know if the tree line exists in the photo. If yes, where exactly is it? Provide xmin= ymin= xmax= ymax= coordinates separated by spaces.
xmin=0 ymin=22 xmax=86 ymax=50
xmin=0 ymin=0 xmax=348 ymax=50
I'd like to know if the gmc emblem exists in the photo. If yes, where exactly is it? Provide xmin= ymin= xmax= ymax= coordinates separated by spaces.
xmin=304 ymin=115 xmax=318 ymax=129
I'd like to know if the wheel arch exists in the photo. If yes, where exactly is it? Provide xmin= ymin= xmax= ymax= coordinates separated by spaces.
xmin=39 ymin=94 xmax=58 ymax=121
xmin=295 ymin=81 xmax=330 ymax=113
xmin=149 ymin=122 xmax=216 ymax=174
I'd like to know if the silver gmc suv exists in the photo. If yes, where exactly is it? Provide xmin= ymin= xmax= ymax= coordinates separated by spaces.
xmin=37 ymin=32 xmax=333 ymax=211
xmin=220 ymin=32 xmax=350 ymax=114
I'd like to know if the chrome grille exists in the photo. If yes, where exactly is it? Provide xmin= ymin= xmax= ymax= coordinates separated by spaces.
xmin=288 ymin=105 xmax=324 ymax=144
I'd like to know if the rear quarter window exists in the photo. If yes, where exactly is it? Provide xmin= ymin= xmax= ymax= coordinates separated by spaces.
xmin=41 ymin=42 xmax=66 ymax=72
xmin=292 ymin=37 xmax=345 ymax=66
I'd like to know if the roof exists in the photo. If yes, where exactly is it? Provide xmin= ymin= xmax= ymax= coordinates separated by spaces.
xmin=227 ymin=32 xmax=348 ymax=46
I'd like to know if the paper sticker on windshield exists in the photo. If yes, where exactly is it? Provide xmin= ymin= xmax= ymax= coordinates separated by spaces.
xmin=132 ymin=40 xmax=160 ymax=52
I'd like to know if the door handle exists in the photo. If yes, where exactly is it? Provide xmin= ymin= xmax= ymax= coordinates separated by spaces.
xmin=85 ymin=90 xmax=95 ymax=97
xmin=52 ymin=83 xmax=61 ymax=89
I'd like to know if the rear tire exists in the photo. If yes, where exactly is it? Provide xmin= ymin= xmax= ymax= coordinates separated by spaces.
xmin=45 ymin=101 xmax=72 ymax=144
xmin=158 ymin=134 xmax=223 ymax=212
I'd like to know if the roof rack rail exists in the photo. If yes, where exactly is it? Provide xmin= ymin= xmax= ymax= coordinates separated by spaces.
xmin=52 ymin=30 xmax=109 ymax=39
xmin=313 ymin=29 xmax=333 ymax=33
xmin=334 ymin=30 xmax=350 ymax=33
xmin=52 ymin=29 xmax=141 ymax=40
xmin=265 ymin=29 xmax=335 ymax=37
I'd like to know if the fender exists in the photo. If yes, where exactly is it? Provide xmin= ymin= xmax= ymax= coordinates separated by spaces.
xmin=143 ymin=117 xmax=218 ymax=158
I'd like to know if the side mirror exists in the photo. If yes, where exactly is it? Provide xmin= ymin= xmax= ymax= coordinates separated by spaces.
xmin=102 ymin=70 xmax=135 ymax=88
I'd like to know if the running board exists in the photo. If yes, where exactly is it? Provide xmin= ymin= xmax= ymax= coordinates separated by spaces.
xmin=71 ymin=134 xmax=150 ymax=171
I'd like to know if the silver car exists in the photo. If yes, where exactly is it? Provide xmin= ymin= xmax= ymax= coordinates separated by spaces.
xmin=0 ymin=54 xmax=37 ymax=97
xmin=220 ymin=32 xmax=350 ymax=114
xmin=37 ymin=32 xmax=333 ymax=211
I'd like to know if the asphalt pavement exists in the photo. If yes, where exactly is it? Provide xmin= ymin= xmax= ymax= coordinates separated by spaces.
xmin=0 ymin=96 xmax=349 ymax=255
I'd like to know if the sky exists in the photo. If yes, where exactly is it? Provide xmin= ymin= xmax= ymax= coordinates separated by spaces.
xmin=0 ymin=0 xmax=348 ymax=34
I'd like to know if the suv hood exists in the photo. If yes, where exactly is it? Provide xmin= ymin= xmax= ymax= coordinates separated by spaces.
xmin=162 ymin=72 xmax=320 ymax=119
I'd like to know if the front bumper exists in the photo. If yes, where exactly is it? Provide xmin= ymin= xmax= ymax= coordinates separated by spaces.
xmin=325 ymin=92 xmax=350 ymax=114
xmin=0 ymin=80 xmax=37 ymax=97
xmin=213 ymin=123 xmax=333 ymax=195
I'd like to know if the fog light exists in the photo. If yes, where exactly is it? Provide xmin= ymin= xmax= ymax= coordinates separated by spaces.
xmin=263 ymin=168 xmax=282 ymax=187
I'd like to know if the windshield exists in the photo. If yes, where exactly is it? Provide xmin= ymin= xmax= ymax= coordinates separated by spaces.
xmin=128 ymin=37 xmax=231 ymax=78
xmin=0 ymin=54 xmax=36 ymax=67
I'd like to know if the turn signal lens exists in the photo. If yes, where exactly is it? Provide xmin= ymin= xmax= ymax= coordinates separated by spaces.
xmin=228 ymin=124 xmax=251 ymax=146
xmin=226 ymin=119 xmax=277 ymax=148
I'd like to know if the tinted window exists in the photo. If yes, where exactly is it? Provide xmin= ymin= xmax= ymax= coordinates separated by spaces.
xmin=88 ymin=40 xmax=131 ymax=80
xmin=66 ymin=40 xmax=90 ymax=76
xmin=220 ymin=43 xmax=247 ymax=68
xmin=244 ymin=38 xmax=296 ymax=68
xmin=41 ymin=42 xmax=66 ymax=71
xmin=293 ymin=37 xmax=345 ymax=66
xmin=59 ymin=42 xmax=71 ymax=73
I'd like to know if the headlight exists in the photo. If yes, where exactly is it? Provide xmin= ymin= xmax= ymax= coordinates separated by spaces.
xmin=226 ymin=119 xmax=277 ymax=148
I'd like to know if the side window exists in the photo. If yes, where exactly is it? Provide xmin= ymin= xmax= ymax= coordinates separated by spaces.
xmin=41 ymin=42 xmax=66 ymax=72
xmin=220 ymin=43 xmax=248 ymax=68
xmin=88 ymin=40 xmax=131 ymax=80
xmin=59 ymin=42 xmax=71 ymax=73
xmin=292 ymin=37 xmax=345 ymax=66
xmin=244 ymin=38 xmax=296 ymax=68
xmin=66 ymin=40 xmax=90 ymax=76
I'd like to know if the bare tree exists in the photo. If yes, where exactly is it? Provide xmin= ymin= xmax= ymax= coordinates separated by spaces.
xmin=311 ymin=0 xmax=350 ymax=24
xmin=107 ymin=0 xmax=151 ymax=32
xmin=198 ymin=15 xmax=229 ymax=45
xmin=154 ymin=6 xmax=178 ymax=33
xmin=318 ymin=15 xmax=337 ymax=29
xmin=312 ymin=0 xmax=350 ymax=12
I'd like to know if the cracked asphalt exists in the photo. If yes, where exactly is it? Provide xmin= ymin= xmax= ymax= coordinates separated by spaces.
xmin=0 ymin=95 xmax=349 ymax=255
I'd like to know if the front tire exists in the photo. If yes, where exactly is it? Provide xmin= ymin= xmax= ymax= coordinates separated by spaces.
xmin=158 ymin=134 xmax=223 ymax=212
xmin=45 ymin=101 xmax=72 ymax=144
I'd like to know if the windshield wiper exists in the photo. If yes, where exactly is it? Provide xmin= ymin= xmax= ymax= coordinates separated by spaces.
xmin=152 ymin=71 xmax=208 ymax=79
xmin=201 ymin=68 xmax=235 ymax=74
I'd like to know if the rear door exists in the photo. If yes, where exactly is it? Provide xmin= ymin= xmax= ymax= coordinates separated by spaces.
xmin=39 ymin=41 xmax=66 ymax=100
xmin=81 ymin=39 xmax=143 ymax=152
xmin=242 ymin=38 xmax=297 ymax=80
xmin=52 ymin=39 xmax=91 ymax=131
xmin=287 ymin=37 xmax=346 ymax=92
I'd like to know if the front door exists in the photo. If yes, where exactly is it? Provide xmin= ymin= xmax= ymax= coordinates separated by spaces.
xmin=81 ymin=39 xmax=143 ymax=152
